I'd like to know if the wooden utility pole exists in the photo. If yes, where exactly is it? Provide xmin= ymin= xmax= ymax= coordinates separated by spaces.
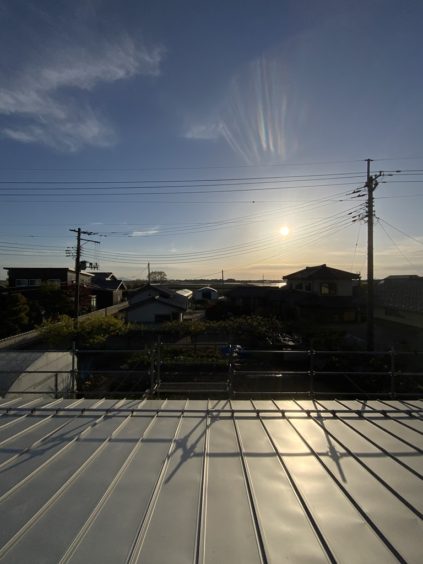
xmin=69 ymin=228 xmax=100 ymax=328
xmin=73 ymin=228 xmax=82 ymax=324
xmin=365 ymin=159 xmax=379 ymax=351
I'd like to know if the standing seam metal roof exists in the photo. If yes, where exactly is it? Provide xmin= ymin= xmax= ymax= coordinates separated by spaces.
xmin=0 ymin=397 xmax=422 ymax=563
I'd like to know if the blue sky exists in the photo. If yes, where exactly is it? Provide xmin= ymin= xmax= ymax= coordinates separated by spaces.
xmin=1 ymin=0 xmax=423 ymax=280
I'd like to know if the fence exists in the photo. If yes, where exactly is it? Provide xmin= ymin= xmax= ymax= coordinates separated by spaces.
xmin=1 ymin=344 xmax=422 ymax=399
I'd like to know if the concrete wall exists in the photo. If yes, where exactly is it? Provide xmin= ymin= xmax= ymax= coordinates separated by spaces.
xmin=0 ymin=351 xmax=73 ymax=398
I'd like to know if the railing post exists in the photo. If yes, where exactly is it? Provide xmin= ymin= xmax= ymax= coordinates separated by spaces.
xmin=228 ymin=343 xmax=234 ymax=397
xmin=156 ymin=336 xmax=161 ymax=388
xmin=54 ymin=373 xmax=58 ymax=399
xmin=309 ymin=348 xmax=315 ymax=398
xmin=390 ymin=347 xmax=396 ymax=398
xmin=71 ymin=340 xmax=77 ymax=398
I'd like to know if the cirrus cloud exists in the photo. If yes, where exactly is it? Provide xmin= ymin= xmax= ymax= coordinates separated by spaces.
xmin=0 ymin=33 xmax=164 ymax=152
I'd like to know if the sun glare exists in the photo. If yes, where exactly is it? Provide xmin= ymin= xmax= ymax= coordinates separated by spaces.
xmin=279 ymin=225 xmax=290 ymax=237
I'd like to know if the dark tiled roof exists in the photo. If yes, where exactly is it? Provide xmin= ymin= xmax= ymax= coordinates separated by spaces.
xmin=284 ymin=264 xmax=360 ymax=281
xmin=90 ymin=272 xmax=126 ymax=291
xmin=124 ymin=295 xmax=187 ymax=312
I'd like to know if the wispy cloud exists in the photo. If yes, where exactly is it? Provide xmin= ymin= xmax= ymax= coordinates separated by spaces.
xmin=0 ymin=30 xmax=164 ymax=151
xmin=184 ymin=122 xmax=222 ymax=140
xmin=131 ymin=228 xmax=160 ymax=237
xmin=183 ymin=55 xmax=297 ymax=163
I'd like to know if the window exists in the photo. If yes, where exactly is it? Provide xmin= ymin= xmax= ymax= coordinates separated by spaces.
xmin=305 ymin=282 xmax=312 ymax=292
xmin=47 ymin=279 xmax=61 ymax=288
xmin=294 ymin=282 xmax=303 ymax=290
xmin=320 ymin=282 xmax=337 ymax=296
xmin=16 ymin=279 xmax=28 ymax=287
xmin=28 ymin=279 xmax=42 ymax=287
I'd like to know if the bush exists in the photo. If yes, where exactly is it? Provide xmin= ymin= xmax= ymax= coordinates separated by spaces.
xmin=38 ymin=315 xmax=129 ymax=348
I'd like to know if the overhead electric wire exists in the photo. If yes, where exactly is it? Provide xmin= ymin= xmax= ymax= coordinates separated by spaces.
xmin=376 ymin=220 xmax=419 ymax=270
xmin=0 ymin=158 xmax=368 ymax=172
xmin=0 ymin=172 xmax=365 ymax=185
xmin=79 ymin=209 xmax=359 ymax=265
xmin=376 ymin=194 xmax=423 ymax=200
xmin=0 ymin=181 xmax=361 ymax=198
xmin=382 ymin=179 xmax=423 ymax=183
xmin=0 ymin=191 xmax=356 ymax=241
xmin=351 ymin=224 xmax=363 ymax=272
xmin=97 ymin=196 xmax=351 ymax=238
xmin=84 ymin=208 xmax=358 ymax=261
xmin=2 ymin=209 xmax=359 ymax=267
xmin=234 ymin=218 xmax=356 ymax=271
xmin=376 ymin=219 xmax=423 ymax=247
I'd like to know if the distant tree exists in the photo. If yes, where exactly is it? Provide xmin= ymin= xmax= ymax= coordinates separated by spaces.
xmin=0 ymin=292 xmax=30 ymax=338
xmin=150 ymin=271 xmax=167 ymax=283
xmin=29 ymin=284 xmax=74 ymax=324
xmin=124 ymin=279 xmax=145 ymax=289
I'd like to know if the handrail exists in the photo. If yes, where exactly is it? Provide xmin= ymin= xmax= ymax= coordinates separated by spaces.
xmin=1 ymin=345 xmax=422 ymax=399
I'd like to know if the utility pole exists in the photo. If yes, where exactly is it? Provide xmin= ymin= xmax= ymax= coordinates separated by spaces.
xmin=351 ymin=161 xmax=390 ymax=351
xmin=73 ymin=228 xmax=82 ymax=324
xmin=69 ymin=228 xmax=100 ymax=328
xmin=365 ymin=159 xmax=380 ymax=351
xmin=221 ymin=269 xmax=224 ymax=286
xmin=148 ymin=262 xmax=151 ymax=284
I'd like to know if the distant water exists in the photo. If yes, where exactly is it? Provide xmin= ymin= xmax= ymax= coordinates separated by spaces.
xmin=249 ymin=282 xmax=286 ymax=288
xmin=202 ymin=281 xmax=286 ymax=288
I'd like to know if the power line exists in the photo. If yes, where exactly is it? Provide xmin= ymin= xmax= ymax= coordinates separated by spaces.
xmin=0 ymin=172 xmax=365 ymax=185
xmin=0 ymin=158 xmax=367 ymax=172
xmin=0 ymin=181 xmax=361 ymax=197
xmin=377 ymin=219 xmax=423 ymax=247
xmin=376 ymin=220 xmax=419 ymax=271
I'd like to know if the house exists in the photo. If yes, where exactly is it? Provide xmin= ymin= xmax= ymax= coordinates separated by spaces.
xmin=89 ymin=272 xmax=127 ymax=308
xmin=193 ymin=286 xmax=218 ymax=302
xmin=124 ymin=284 xmax=192 ymax=324
xmin=283 ymin=264 xmax=360 ymax=296
xmin=4 ymin=267 xmax=93 ymax=289
xmin=282 ymin=264 xmax=362 ymax=323
xmin=228 ymin=285 xmax=275 ymax=315
xmin=3 ymin=267 xmax=97 ymax=312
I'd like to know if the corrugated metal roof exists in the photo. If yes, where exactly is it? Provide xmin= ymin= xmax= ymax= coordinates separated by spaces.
xmin=0 ymin=397 xmax=422 ymax=563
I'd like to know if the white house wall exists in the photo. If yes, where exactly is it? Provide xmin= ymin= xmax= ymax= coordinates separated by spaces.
xmin=127 ymin=302 xmax=183 ymax=324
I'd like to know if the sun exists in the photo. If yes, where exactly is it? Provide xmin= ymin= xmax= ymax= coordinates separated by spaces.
xmin=279 ymin=225 xmax=290 ymax=237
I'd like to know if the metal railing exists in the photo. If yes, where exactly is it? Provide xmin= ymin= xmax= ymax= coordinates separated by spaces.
xmin=1 ymin=345 xmax=422 ymax=399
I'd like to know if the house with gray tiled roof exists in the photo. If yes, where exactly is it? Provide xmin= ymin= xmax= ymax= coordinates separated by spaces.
xmin=282 ymin=264 xmax=362 ymax=323
xmin=283 ymin=264 xmax=360 ymax=296
xmin=123 ymin=284 xmax=192 ymax=323
xmin=89 ymin=272 xmax=127 ymax=308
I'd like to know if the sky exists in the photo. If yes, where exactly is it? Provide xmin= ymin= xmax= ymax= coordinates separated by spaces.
xmin=1 ymin=0 xmax=423 ymax=281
